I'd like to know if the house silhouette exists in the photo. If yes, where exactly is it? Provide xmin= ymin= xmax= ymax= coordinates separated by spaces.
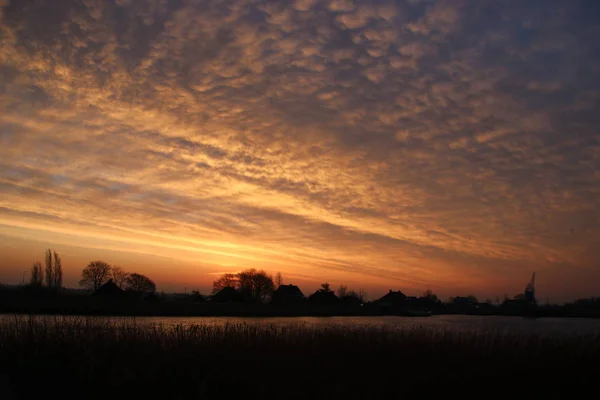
xmin=271 ymin=284 xmax=304 ymax=304
xmin=93 ymin=279 xmax=125 ymax=297
xmin=211 ymin=286 xmax=243 ymax=303
xmin=376 ymin=289 xmax=407 ymax=306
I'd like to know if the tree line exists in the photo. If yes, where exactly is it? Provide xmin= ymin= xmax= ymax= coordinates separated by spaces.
xmin=24 ymin=251 xmax=446 ymax=305
xmin=212 ymin=269 xmax=368 ymax=304
xmin=15 ymin=252 xmax=600 ymax=317
xmin=79 ymin=260 xmax=156 ymax=294
xmin=29 ymin=249 xmax=63 ymax=290
xmin=212 ymin=268 xmax=276 ymax=302
xmin=27 ymin=250 xmax=156 ymax=294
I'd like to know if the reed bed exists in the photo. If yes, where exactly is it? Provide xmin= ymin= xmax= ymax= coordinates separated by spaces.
xmin=0 ymin=316 xmax=598 ymax=399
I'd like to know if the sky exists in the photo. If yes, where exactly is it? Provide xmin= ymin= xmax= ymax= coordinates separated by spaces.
xmin=0 ymin=0 xmax=599 ymax=303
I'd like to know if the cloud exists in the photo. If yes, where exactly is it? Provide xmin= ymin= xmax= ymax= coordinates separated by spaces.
xmin=0 ymin=0 xmax=599 ymax=298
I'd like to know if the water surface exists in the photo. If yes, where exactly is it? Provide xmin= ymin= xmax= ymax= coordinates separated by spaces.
xmin=3 ymin=314 xmax=600 ymax=336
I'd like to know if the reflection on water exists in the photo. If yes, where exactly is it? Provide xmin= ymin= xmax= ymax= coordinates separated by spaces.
xmin=2 ymin=314 xmax=600 ymax=335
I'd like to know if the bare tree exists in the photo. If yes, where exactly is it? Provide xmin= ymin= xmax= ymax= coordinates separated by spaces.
xmin=79 ymin=261 xmax=112 ymax=292
xmin=111 ymin=266 xmax=128 ymax=289
xmin=125 ymin=273 xmax=156 ymax=293
xmin=252 ymin=272 xmax=275 ymax=303
xmin=346 ymin=289 xmax=367 ymax=303
xmin=422 ymin=289 xmax=438 ymax=304
xmin=237 ymin=269 xmax=275 ymax=303
xmin=44 ymin=249 xmax=54 ymax=289
xmin=467 ymin=295 xmax=478 ymax=303
xmin=53 ymin=252 xmax=63 ymax=290
xmin=190 ymin=290 xmax=204 ymax=302
xmin=29 ymin=262 xmax=44 ymax=286
xmin=357 ymin=288 xmax=367 ymax=303
xmin=274 ymin=272 xmax=283 ymax=289
xmin=337 ymin=285 xmax=348 ymax=298
xmin=212 ymin=273 xmax=238 ymax=294
xmin=212 ymin=269 xmax=275 ymax=302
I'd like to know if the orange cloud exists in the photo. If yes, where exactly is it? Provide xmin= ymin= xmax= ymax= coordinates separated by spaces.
xmin=0 ymin=0 xmax=599 ymax=301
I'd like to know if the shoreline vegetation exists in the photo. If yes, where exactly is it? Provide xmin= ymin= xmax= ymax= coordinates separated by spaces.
xmin=1 ymin=285 xmax=600 ymax=319
xmin=1 ymin=317 xmax=598 ymax=399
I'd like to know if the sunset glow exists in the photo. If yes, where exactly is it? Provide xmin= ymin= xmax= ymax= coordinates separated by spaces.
xmin=1 ymin=0 xmax=599 ymax=302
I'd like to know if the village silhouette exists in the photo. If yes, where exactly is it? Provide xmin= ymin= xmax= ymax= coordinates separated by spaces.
xmin=1 ymin=249 xmax=599 ymax=318
xmin=1 ymin=249 xmax=599 ymax=400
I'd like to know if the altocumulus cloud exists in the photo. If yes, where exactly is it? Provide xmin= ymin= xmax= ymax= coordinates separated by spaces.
xmin=0 ymin=0 xmax=599 ymax=298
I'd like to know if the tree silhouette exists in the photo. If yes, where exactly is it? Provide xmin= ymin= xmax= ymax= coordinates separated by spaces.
xmin=212 ymin=273 xmax=238 ymax=294
xmin=422 ymin=289 xmax=438 ymax=304
xmin=80 ymin=261 xmax=112 ymax=292
xmin=44 ymin=249 xmax=54 ymax=289
xmin=467 ymin=295 xmax=478 ymax=304
xmin=125 ymin=273 xmax=156 ymax=293
xmin=346 ymin=289 xmax=367 ymax=303
xmin=190 ymin=290 xmax=204 ymax=302
xmin=337 ymin=285 xmax=348 ymax=298
xmin=42 ymin=249 xmax=62 ymax=290
xmin=111 ymin=266 xmax=128 ymax=289
xmin=29 ymin=262 xmax=43 ymax=287
xmin=309 ymin=284 xmax=338 ymax=305
xmin=237 ymin=269 xmax=274 ymax=303
xmin=53 ymin=252 xmax=63 ymax=290
xmin=274 ymin=272 xmax=283 ymax=289
xmin=357 ymin=289 xmax=367 ymax=303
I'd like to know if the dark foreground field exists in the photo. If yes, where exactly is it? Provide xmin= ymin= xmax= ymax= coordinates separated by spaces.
xmin=0 ymin=317 xmax=598 ymax=399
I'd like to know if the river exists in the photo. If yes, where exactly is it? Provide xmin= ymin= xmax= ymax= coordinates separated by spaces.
xmin=3 ymin=314 xmax=600 ymax=335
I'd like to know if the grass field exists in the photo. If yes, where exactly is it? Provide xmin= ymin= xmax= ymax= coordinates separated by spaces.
xmin=0 ymin=316 xmax=598 ymax=399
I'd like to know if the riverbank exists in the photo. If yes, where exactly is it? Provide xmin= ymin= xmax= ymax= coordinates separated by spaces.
xmin=2 ymin=286 xmax=600 ymax=318
xmin=0 ymin=317 xmax=598 ymax=399
xmin=2 ymin=301 xmax=599 ymax=319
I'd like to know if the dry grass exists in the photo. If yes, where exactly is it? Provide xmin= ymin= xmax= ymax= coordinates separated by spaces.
xmin=0 ymin=316 xmax=598 ymax=399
